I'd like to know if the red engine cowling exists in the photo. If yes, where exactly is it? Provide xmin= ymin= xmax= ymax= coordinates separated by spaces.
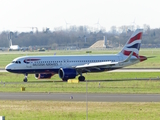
xmin=35 ymin=73 xmax=54 ymax=79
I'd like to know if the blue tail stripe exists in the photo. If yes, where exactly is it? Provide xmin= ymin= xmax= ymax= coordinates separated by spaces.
xmin=127 ymin=43 xmax=141 ymax=50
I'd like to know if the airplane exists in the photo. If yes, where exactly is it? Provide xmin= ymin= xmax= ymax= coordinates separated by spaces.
xmin=5 ymin=29 xmax=147 ymax=82
xmin=9 ymin=38 xmax=20 ymax=51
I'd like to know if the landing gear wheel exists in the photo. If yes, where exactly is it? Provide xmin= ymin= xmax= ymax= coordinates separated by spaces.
xmin=78 ymin=76 xmax=85 ymax=81
xmin=23 ymin=78 xmax=28 ymax=82
xmin=23 ymin=73 xmax=28 ymax=82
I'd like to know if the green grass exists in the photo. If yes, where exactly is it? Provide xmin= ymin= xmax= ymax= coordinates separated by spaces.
xmin=1 ymin=49 xmax=160 ymax=119
xmin=0 ymin=101 xmax=160 ymax=120
xmin=1 ymin=72 xmax=160 ymax=93
xmin=133 ymin=48 xmax=160 ymax=68
xmin=1 ymin=72 xmax=160 ymax=82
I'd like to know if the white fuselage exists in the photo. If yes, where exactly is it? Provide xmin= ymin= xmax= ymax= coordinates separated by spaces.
xmin=5 ymin=54 xmax=139 ymax=74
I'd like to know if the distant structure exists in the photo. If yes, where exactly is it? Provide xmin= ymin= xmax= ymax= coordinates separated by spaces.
xmin=89 ymin=36 xmax=111 ymax=49
xmin=8 ymin=32 xmax=20 ymax=51
xmin=9 ymin=39 xmax=20 ymax=51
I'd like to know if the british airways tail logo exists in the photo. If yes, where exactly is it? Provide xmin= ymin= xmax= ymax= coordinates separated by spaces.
xmin=127 ymin=32 xmax=142 ymax=44
xmin=122 ymin=31 xmax=142 ymax=58
xmin=127 ymin=43 xmax=141 ymax=50
xmin=24 ymin=59 xmax=40 ymax=64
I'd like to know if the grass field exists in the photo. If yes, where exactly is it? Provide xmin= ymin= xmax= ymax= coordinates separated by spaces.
xmin=1 ymin=72 xmax=160 ymax=93
xmin=0 ymin=101 xmax=160 ymax=120
xmin=1 ymin=49 xmax=160 ymax=120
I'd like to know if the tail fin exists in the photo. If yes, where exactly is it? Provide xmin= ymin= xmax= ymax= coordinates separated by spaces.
xmin=9 ymin=39 xmax=12 ymax=47
xmin=119 ymin=29 xmax=143 ymax=58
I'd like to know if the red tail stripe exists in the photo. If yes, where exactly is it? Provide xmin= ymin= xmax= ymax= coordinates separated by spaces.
xmin=123 ymin=50 xmax=139 ymax=58
xmin=128 ymin=32 xmax=142 ymax=44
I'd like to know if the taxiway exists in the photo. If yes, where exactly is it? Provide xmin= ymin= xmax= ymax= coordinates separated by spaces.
xmin=0 ymin=92 xmax=160 ymax=102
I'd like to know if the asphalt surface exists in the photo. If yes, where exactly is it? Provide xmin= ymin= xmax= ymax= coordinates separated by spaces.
xmin=0 ymin=92 xmax=160 ymax=102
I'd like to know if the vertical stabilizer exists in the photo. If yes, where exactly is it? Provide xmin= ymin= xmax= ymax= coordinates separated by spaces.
xmin=9 ymin=39 xmax=12 ymax=47
xmin=119 ymin=29 xmax=143 ymax=58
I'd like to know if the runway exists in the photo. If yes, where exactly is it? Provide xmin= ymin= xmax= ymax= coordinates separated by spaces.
xmin=0 ymin=92 xmax=160 ymax=102
xmin=0 ymin=70 xmax=7 ymax=72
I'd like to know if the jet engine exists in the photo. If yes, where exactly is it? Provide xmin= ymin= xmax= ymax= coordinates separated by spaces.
xmin=58 ymin=68 xmax=77 ymax=81
xmin=35 ymin=73 xmax=54 ymax=79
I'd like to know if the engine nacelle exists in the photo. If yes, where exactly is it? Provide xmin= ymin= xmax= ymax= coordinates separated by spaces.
xmin=35 ymin=73 xmax=54 ymax=79
xmin=58 ymin=68 xmax=77 ymax=80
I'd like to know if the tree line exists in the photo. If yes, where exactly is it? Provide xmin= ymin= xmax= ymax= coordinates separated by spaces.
xmin=0 ymin=25 xmax=160 ymax=49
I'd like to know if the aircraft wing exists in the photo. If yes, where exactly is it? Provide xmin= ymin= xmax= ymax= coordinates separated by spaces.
xmin=74 ymin=52 xmax=134 ymax=71
xmin=74 ymin=61 xmax=118 ymax=71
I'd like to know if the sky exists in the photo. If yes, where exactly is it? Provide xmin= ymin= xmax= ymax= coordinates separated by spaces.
xmin=0 ymin=0 xmax=160 ymax=32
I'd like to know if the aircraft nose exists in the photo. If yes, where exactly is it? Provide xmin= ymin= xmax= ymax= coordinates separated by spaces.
xmin=5 ymin=64 xmax=12 ymax=71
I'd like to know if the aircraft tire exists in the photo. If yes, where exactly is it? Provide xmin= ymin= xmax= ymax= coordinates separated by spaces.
xmin=78 ymin=76 xmax=85 ymax=81
xmin=23 ymin=78 xmax=28 ymax=82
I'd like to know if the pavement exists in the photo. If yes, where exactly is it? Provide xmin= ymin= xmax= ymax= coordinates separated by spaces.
xmin=0 ymin=92 xmax=160 ymax=102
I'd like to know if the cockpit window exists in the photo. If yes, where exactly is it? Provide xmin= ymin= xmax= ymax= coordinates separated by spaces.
xmin=12 ymin=61 xmax=16 ymax=63
xmin=12 ymin=61 xmax=21 ymax=64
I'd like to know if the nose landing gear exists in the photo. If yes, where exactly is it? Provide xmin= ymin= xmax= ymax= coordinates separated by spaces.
xmin=23 ymin=73 xmax=28 ymax=82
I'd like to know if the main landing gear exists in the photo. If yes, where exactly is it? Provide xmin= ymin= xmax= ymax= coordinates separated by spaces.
xmin=78 ymin=76 xmax=85 ymax=81
xmin=23 ymin=73 xmax=28 ymax=82
xmin=62 ymin=76 xmax=85 ymax=82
